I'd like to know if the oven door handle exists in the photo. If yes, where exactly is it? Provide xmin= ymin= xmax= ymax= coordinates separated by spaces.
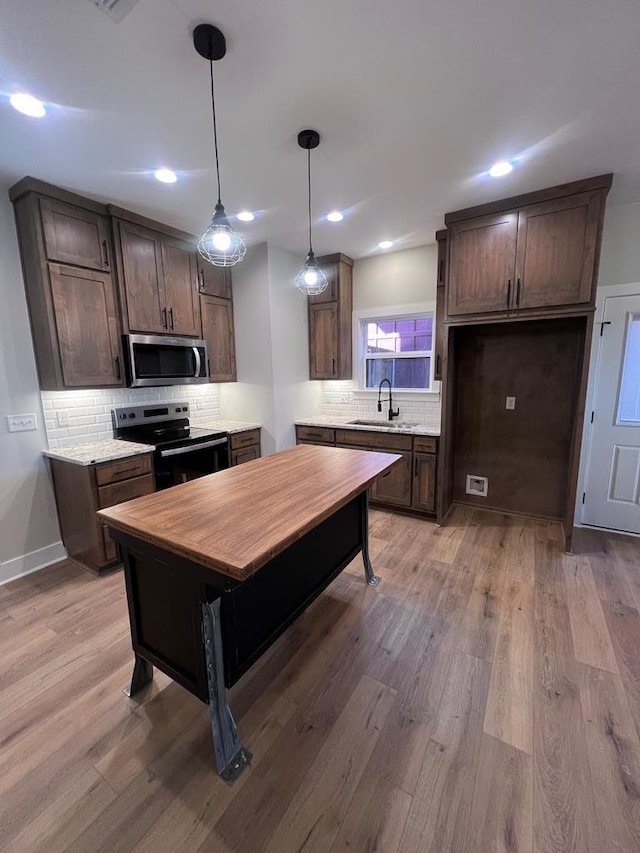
xmin=159 ymin=438 xmax=228 ymax=458
xmin=193 ymin=347 xmax=202 ymax=378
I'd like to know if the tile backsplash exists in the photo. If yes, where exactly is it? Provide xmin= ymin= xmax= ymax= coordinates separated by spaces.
xmin=321 ymin=381 xmax=441 ymax=428
xmin=41 ymin=385 xmax=221 ymax=449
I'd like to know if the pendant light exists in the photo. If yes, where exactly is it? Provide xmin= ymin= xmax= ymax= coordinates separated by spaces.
xmin=193 ymin=24 xmax=246 ymax=267
xmin=294 ymin=129 xmax=328 ymax=296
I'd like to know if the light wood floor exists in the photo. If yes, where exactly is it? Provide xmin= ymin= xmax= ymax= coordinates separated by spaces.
xmin=2 ymin=508 xmax=640 ymax=852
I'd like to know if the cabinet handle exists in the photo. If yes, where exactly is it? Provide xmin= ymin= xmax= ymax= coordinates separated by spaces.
xmin=199 ymin=269 xmax=204 ymax=291
xmin=435 ymin=354 xmax=441 ymax=377
xmin=114 ymin=355 xmax=121 ymax=380
xmin=414 ymin=456 xmax=418 ymax=477
xmin=207 ymin=357 xmax=211 ymax=377
xmin=516 ymin=278 xmax=521 ymax=307
xmin=162 ymin=307 xmax=167 ymax=329
xmin=102 ymin=240 xmax=109 ymax=267
xmin=332 ymin=357 xmax=336 ymax=375
xmin=169 ymin=307 xmax=174 ymax=330
xmin=438 ymin=258 xmax=443 ymax=283
xmin=507 ymin=279 xmax=512 ymax=307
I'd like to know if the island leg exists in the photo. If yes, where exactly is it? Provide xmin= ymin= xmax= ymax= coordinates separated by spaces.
xmin=123 ymin=654 xmax=153 ymax=697
xmin=201 ymin=599 xmax=253 ymax=783
xmin=362 ymin=490 xmax=380 ymax=587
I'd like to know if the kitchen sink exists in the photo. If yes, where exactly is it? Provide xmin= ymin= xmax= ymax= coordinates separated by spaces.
xmin=347 ymin=419 xmax=418 ymax=429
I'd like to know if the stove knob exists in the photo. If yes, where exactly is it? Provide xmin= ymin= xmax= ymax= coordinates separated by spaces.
xmin=120 ymin=413 xmax=127 ymax=420
xmin=176 ymin=407 xmax=181 ymax=413
xmin=129 ymin=413 xmax=135 ymax=419
xmin=182 ymin=406 xmax=187 ymax=412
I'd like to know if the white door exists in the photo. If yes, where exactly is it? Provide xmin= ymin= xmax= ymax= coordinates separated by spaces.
xmin=584 ymin=294 xmax=640 ymax=534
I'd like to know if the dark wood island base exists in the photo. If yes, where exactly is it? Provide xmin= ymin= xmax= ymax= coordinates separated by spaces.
xmin=99 ymin=446 xmax=397 ymax=782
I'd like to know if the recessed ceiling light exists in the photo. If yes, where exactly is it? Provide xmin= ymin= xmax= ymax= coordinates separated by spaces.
xmin=327 ymin=211 xmax=344 ymax=222
xmin=10 ymin=93 xmax=46 ymax=118
xmin=378 ymin=240 xmax=394 ymax=249
xmin=237 ymin=210 xmax=254 ymax=222
xmin=489 ymin=161 xmax=513 ymax=178
xmin=154 ymin=168 xmax=177 ymax=184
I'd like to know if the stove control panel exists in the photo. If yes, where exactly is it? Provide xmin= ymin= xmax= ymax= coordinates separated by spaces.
xmin=111 ymin=401 xmax=190 ymax=429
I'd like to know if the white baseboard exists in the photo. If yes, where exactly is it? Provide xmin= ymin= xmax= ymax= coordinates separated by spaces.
xmin=0 ymin=541 xmax=68 ymax=586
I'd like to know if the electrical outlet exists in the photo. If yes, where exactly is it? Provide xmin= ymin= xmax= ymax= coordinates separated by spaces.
xmin=7 ymin=413 xmax=38 ymax=432
xmin=505 ymin=396 xmax=516 ymax=410
xmin=56 ymin=411 xmax=69 ymax=427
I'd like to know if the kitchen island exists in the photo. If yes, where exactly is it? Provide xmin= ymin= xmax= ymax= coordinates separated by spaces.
xmin=98 ymin=443 xmax=400 ymax=782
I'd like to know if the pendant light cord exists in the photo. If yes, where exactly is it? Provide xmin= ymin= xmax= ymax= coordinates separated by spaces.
xmin=307 ymin=147 xmax=313 ymax=253
xmin=209 ymin=57 xmax=222 ymax=205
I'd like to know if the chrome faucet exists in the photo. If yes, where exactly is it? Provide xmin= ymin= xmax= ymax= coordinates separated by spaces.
xmin=377 ymin=378 xmax=400 ymax=421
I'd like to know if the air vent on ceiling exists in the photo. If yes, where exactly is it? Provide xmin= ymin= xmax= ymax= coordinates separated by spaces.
xmin=91 ymin=0 xmax=142 ymax=23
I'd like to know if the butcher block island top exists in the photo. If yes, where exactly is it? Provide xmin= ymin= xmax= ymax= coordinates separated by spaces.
xmin=98 ymin=444 xmax=400 ymax=581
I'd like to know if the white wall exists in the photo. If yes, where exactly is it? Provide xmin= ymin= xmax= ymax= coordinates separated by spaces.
xmin=598 ymin=202 xmax=640 ymax=288
xmin=353 ymin=244 xmax=438 ymax=309
xmin=0 ymin=191 xmax=64 ymax=582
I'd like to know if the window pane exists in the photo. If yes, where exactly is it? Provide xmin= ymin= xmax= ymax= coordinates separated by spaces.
xmin=366 ymin=357 xmax=430 ymax=389
xmin=618 ymin=314 xmax=640 ymax=424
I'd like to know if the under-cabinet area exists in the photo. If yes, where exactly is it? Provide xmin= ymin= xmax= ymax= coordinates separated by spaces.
xmin=296 ymin=424 xmax=438 ymax=515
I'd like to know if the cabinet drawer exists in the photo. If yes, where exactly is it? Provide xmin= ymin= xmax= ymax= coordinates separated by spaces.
xmin=296 ymin=426 xmax=336 ymax=444
xmin=335 ymin=429 xmax=412 ymax=452
xmin=97 ymin=473 xmax=154 ymax=509
xmin=413 ymin=436 xmax=437 ymax=454
xmin=230 ymin=429 xmax=261 ymax=450
xmin=230 ymin=446 xmax=260 ymax=466
xmin=95 ymin=454 xmax=152 ymax=486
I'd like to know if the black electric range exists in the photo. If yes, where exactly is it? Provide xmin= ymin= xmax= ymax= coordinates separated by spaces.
xmin=112 ymin=402 xmax=229 ymax=489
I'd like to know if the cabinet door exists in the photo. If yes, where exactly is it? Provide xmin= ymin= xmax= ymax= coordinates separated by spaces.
xmin=117 ymin=221 xmax=165 ymax=333
xmin=308 ymin=261 xmax=338 ymax=303
xmin=412 ymin=453 xmax=437 ymax=512
xmin=309 ymin=303 xmax=338 ymax=379
xmin=200 ymin=294 xmax=237 ymax=381
xmin=48 ymin=263 xmax=122 ymax=387
xmin=371 ymin=451 xmax=413 ymax=507
xmin=447 ymin=212 xmax=518 ymax=316
xmin=40 ymin=198 xmax=111 ymax=271
xmin=198 ymin=261 xmax=232 ymax=299
xmin=230 ymin=446 xmax=259 ymax=466
xmin=161 ymin=237 xmax=200 ymax=336
xmin=515 ymin=192 xmax=602 ymax=310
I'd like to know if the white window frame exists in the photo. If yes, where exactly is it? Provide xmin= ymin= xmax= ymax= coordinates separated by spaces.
xmin=352 ymin=302 xmax=439 ymax=399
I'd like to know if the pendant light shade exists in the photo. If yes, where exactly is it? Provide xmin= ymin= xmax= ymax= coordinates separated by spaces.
xmin=295 ymin=129 xmax=328 ymax=296
xmin=193 ymin=24 xmax=246 ymax=268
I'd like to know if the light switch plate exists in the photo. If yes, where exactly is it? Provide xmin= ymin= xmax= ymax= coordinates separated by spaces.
xmin=7 ymin=413 xmax=38 ymax=432
xmin=505 ymin=396 xmax=516 ymax=410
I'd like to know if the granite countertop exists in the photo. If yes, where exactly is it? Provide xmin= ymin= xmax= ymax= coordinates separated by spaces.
xmin=43 ymin=440 xmax=153 ymax=466
xmin=43 ymin=420 xmax=262 ymax=466
xmin=191 ymin=419 xmax=261 ymax=434
xmin=294 ymin=415 xmax=440 ymax=437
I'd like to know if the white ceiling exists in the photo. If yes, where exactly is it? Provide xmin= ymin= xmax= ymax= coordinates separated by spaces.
xmin=1 ymin=0 xmax=639 ymax=259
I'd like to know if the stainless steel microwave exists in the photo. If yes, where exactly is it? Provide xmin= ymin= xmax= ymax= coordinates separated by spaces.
xmin=123 ymin=334 xmax=209 ymax=387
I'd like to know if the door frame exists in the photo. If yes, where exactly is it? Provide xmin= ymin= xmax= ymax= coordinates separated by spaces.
xmin=575 ymin=281 xmax=640 ymax=533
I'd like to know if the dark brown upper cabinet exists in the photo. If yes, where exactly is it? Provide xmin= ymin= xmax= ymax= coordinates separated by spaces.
xmin=200 ymin=294 xmax=237 ymax=382
xmin=10 ymin=178 xmax=125 ymax=391
xmin=111 ymin=212 xmax=200 ymax=337
xmin=40 ymin=197 xmax=112 ymax=271
xmin=197 ymin=261 xmax=232 ymax=299
xmin=308 ymin=253 xmax=353 ymax=380
xmin=49 ymin=263 xmax=122 ymax=387
xmin=444 ymin=174 xmax=612 ymax=321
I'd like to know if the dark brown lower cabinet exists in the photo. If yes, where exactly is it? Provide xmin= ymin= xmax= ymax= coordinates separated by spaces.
xmin=295 ymin=425 xmax=438 ymax=516
xmin=229 ymin=429 xmax=261 ymax=466
xmin=412 ymin=453 xmax=437 ymax=512
xmin=370 ymin=451 xmax=413 ymax=507
xmin=49 ymin=454 xmax=154 ymax=573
